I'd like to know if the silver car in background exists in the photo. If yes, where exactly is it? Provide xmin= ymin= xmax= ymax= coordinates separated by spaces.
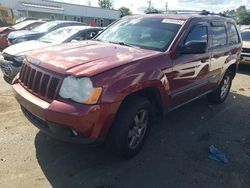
xmin=240 ymin=29 xmax=250 ymax=65
xmin=0 ymin=26 xmax=103 ymax=83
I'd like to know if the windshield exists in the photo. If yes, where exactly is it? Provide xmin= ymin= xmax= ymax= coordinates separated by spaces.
xmin=96 ymin=17 xmax=182 ymax=51
xmin=39 ymin=27 xmax=81 ymax=44
xmin=241 ymin=31 xmax=250 ymax=41
xmin=32 ymin=21 xmax=59 ymax=33
xmin=11 ymin=21 xmax=35 ymax=30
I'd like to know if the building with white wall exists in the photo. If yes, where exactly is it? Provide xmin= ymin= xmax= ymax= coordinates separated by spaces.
xmin=0 ymin=0 xmax=120 ymax=26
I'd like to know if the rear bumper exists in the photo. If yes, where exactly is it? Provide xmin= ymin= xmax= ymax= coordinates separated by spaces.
xmin=13 ymin=82 xmax=120 ymax=142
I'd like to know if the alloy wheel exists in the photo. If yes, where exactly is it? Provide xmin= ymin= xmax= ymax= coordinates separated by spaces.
xmin=127 ymin=109 xmax=148 ymax=149
xmin=220 ymin=76 xmax=231 ymax=99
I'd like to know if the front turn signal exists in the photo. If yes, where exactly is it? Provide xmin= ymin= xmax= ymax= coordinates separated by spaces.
xmin=84 ymin=87 xmax=103 ymax=104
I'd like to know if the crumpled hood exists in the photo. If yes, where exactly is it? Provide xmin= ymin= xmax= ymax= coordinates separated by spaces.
xmin=8 ymin=30 xmax=42 ymax=39
xmin=3 ymin=40 xmax=51 ymax=56
xmin=243 ymin=41 xmax=250 ymax=48
xmin=0 ymin=27 xmax=9 ymax=33
xmin=27 ymin=40 xmax=161 ymax=77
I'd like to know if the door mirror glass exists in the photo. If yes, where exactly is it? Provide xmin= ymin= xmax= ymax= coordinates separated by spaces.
xmin=179 ymin=41 xmax=207 ymax=54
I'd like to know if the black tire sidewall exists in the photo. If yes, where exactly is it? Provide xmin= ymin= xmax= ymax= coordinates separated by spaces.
xmin=208 ymin=70 xmax=233 ymax=104
xmin=106 ymin=97 xmax=153 ymax=158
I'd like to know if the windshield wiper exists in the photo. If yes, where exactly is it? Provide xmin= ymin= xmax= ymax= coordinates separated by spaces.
xmin=39 ymin=39 xmax=52 ymax=43
xmin=109 ymin=41 xmax=135 ymax=47
xmin=93 ymin=39 xmax=136 ymax=48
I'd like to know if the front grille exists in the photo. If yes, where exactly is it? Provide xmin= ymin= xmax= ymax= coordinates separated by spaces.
xmin=242 ymin=48 xmax=250 ymax=53
xmin=19 ymin=62 xmax=62 ymax=102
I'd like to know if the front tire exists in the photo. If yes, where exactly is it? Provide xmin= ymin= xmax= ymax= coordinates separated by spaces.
xmin=106 ymin=97 xmax=153 ymax=159
xmin=207 ymin=70 xmax=233 ymax=104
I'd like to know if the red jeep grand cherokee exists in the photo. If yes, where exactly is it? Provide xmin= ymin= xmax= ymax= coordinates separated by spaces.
xmin=12 ymin=14 xmax=242 ymax=158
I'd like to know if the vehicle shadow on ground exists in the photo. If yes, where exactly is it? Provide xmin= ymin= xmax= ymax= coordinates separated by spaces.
xmin=238 ymin=64 xmax=250 ymax=75
xmin=35 ymin=92 xmax=250 ymax=188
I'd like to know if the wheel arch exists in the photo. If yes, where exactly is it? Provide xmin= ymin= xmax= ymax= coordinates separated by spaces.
xmin=227 ymin=63 xmax=237 ymax=79
xmin=118 ymin=86 xmax=166 ymax=116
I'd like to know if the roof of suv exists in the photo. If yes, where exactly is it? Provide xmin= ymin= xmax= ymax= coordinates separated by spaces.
xmin=129 ymin=14 xmax=235 ymax=22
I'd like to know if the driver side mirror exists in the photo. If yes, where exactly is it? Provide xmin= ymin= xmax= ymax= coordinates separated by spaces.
xmin=98 ymin=30 xmax=103 ymax=35
xmin=178 ymin=41 xmax=207 ymax=54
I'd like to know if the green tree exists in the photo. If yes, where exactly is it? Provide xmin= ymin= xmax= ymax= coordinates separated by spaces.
xmin=144 ymin=7 xmax=160 ymax=14
xmin=222 ymin=6 xmax=250 ymax=25
xmin=236 ymin=5 xmax=250 ymax=25
xmin=223 ymin=9 xmax=236 ymax=18
xmin=119 ymin=7 xmax=132 ymax=17
xmin=98 ymin=0 xmax=113 ymax=9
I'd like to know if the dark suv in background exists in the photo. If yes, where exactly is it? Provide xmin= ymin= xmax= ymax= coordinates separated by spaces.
xmin=12 ymin=14 xmax=242 ymax=158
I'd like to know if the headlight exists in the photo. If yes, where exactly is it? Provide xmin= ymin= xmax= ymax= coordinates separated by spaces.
xmin=59 ymin=76 xmax=102 ymax=104
xmin=13 ymin=55 xmax=25 ymax=63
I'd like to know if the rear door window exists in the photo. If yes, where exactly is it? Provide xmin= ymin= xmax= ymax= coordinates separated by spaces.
xmin=227 ymin=23 xmax=240 ymax=44
xmin=212 ymin=25 xmax=227 ymax=47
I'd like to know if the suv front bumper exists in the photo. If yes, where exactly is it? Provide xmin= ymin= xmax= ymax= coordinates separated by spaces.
xmin=13 ymin=82 xmax=119 ymax=143
xmin=240 ymin=53 xmax=250 ymax=65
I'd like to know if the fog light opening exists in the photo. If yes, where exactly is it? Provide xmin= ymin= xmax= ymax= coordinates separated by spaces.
xmin=71 ymin=129 xmax=78 ymax=136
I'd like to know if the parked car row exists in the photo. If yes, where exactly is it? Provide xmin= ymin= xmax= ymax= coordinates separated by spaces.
xmin=0 ymin=20 xmax=46 ymax=49
xmin=0 ymin=20 xmax=102 ymax=83
xmin=6 ymin=14 xmax=242 ymax=158
xmin=8 ymin=20 xmax=85 ymax=45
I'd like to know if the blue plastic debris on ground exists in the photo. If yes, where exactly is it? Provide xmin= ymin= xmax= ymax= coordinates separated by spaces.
xmin=208 ymin=145 xmax=229 ymax=164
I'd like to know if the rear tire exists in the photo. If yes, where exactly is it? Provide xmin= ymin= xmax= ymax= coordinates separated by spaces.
xmin=207 ymin=70 xmax=233 ymax=104
xmin=106 ymin=97 xmax=153 ymax=159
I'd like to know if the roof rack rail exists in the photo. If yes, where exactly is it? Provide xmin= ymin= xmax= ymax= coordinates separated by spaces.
xmin=199 ymin=10 xmax=231 ymax=18
xmin=146 ymin=9 xmax=232 ymax=18
xmin=146 ymin=11 xmax=165 ymax=14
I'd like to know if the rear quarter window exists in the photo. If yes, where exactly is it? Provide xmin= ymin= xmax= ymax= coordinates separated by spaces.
xmin=212 ymin=25 xmax=227 ymax=47
xmin=227 ymin=23 xmax=240 ymax=44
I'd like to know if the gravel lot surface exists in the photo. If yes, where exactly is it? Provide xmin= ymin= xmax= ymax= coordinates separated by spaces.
xmin=0 ymin=65 xmax=250 ymax=188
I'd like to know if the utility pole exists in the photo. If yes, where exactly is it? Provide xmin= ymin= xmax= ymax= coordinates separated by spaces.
xmin=165 ymin=2 xmax=168 ymax=13
xmin=147 ymin=0 xmax=151 ymax=9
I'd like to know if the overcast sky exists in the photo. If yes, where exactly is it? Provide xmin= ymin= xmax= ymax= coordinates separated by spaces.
xmin=57 ymin=0 xmax=250 ymax=13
